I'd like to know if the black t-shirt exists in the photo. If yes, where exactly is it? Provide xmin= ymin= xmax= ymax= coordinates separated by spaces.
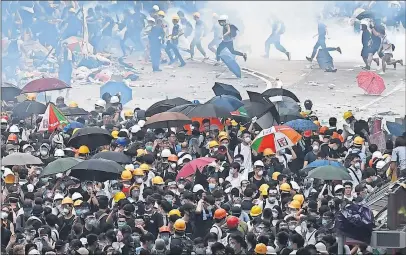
xmin=144 ymin=212 xmax=163 ymax=239
xmin=320 ymin=143 xmax=340 ymax=159
xmin=193 ymin=209 xmax=214 ymax=239
xmin=58 ymin=215 xmax=76 ymax=241
xmin=251 ymin=176 xmax=266 ymax=188
xmin=304 ymin=151 xmax=317 ymax=164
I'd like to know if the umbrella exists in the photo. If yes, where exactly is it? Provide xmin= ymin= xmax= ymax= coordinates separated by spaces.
xmin=356 ymin=10 xmax=381 ymax=21
xmin=307 ymin=165 xmax=351 ymax=180
xmin=176 ymin=157 xmax=216 ymax=181
xmin=386 ymin=121 xmax=405 ymax=136
xmin=285 ymin=119 xmax=319 ymax=131
xmin=2 ymin=82 xmax=22 ymax=101
xmin=100 ymin=81 xmax=132 ymax=105
xmin=280 ymin=114 xmax=304 ymax=123
xmin=68 ymin=127 xmax=113 ymax=149
xmin=206 ymin=95 xmax=244 ymax=112
xmin=247 ymin=91 xmax=280 ymax=124
xmin=168 ymin=103 xmax=231 ymax=118
xmin=60 ymin=107 xmax=89 ymax=116
xmin=299 ymin=160 xmax=344 ymax=177
xmin=39 ymin=157 xmax=83 ymax=177
xmin=12 ymin=100 xmax=46 ymax=118
xmin=262 ymin=88 xmax=300 ymax=103
xmin=263 ymin=94 xmax=301 ymax=117
xmin=144 ymin=112 xmax=191 ymax=129
xmin=219 ymin=51 xmax=242 ymax=78
xmin=92 ymin=151 xmax=132 ymax=165
xmin=63 ymin=121 xmax=84 ymax=132
xmin=357 ymin=71 xmax=385 ymax=95
xmin=252 ymin=125 xmax=302 ymax=153
xmin=62 ymin=36 xmax=94 ymax=54
xmin=70 ymin=159 xmax=123 ymax=182
xmin=21 ymin=78 xmax=70 ymax=93
xmin=145 ymin=97 xmax=192 ymax=117
xmin=2 ymin=153 xmax=43 ymax=166
xmin=212 ymin=82 xmax=242 ymax=100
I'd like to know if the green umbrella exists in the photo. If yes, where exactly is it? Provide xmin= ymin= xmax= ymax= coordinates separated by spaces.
xmin=307 ymin=165 xmax=351 ymax=180
xmin=39 ymin=157 xmax=83 ymax=177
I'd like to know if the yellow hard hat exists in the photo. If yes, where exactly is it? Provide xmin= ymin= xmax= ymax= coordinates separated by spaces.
xmin=157 ymin=10 xmax=165 ymax=16
xmin=173 ymin=219 xmax=186 ymax=231
xmin=208 ymin=140 xmax=219 ymax=148
xmin=4 ymin=174 xmax=15 ymax=184
xmin=113 ymin=192 xmax=126 ymax=203
xmin=111 ymin=130 xmax=119 ymax=139
xmin=280 ymin=183 xmax=291 ymax=192
xmin=124 ymin=110 xmax=134 ymax=117
xmin=259 ymin=184 xmax=269 ymax=196
xmin=73 ymin=200 xmax=83 ymax=207
xmin=168 ymin=209 xmax=181 ymax=217
xmin=288 ymin=200 xmax=302 ymax=209
xmin=152 ymin=176 xmax=164 ymax=185
xmin=172 ymin=15 xmax=180 ymax=20
xmin=69 ymin=101 xmax=78 ymax=108
xmin=26 ymin=93 xmax=37 ymax=101
xmin=263 ymin=148 xmax=275 ymax=156
xmin=132 ymin=168 xmax=144 ymax=176
xmin=139 ymin=163 xmax=150 ymax=171
xmin=343 ymin=111 xmax=353 ymax=120
xmin=250 ymin=205 xmax=263 ymax=217
xmin=121 ymin=170 xmax=133 ymax=180
xmin=61 ymin=197 xmax=74 ymax=205
xmin=78 ymin=145 xmax=90 ymax=154
xmin=293 ymin=194 xmax=305 ymax=205
xmin=73 ymin=128 xmax=80 ymax=135
xmin=218 ymin=131 xmax=228 ymax=138
xmin=239 ymin=126 xmax=246 ymax=132
xmin=272 ymin=172 xmax=281 ymax=181
xmin=137 ymin=149 xmax=146 ymax=157
xmin=231 ymin=120 xmax=238 ymax=126
xmin=218 ymin=135 xmax=229 ymax=142
xmin=193 ymin=12 xmax=200 ymax=18
xmin=354 ymin=136 xmax=364 ymax=145
xmin=255 ymin=243 xmax=267 ymax=255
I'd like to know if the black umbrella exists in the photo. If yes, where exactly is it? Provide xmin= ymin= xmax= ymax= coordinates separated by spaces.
xmin=206 ymin=95 xmax=244 ymax=112
xmin=145 ymin=97 xmax=192 ymax=117
xmin=12 ymin=100 xmax=46 ymax=118
xmin=262 ymin=88 xmax=300 ymax=103
xmin=69 ymin=159 xmax=123 ymax=182
xmin=247 ymin=91 xmax=280 ymax=124
xmin=263 ymin=93 xmax=301 ymax=117
xmin=212 ymin=82 xmax=242 ymax=100
xmin=2 ymin=82 xmax=22 ymax=101
xmin=68 ymin=127 xmax=113 ymax=150
xmin=356 ymin=10 xmax=381 ymax=21
xmin=92 ymin=151 xmax=132 ymax=164
xmin=168 ymin=103 xmax=231 ymax=118
xmin=60 ymin=107 xmax=89 ymax=116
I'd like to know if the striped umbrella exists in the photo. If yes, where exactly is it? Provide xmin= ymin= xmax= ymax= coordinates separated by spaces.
xmin=252 ymin=125 xmax=302 ymax=153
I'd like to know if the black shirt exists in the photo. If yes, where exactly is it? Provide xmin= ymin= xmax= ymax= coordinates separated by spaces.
xmin=304 ymin=151 xmax=317 ymax=164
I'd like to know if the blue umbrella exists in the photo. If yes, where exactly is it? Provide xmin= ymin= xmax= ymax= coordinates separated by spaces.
xmin=100 ymin=81 xmax=133 ymax=105
xmin=206 ymin=95 xmax=244 ymax=112
xmin=386 ymin=121 xmax=405 ymax=136
xmin=299 ymin=159 xmax=344 ymax=177
xmin=219 ymin=50 xmax=241 ymax=78
xmin=285 ymin=119 xmax=319 ymax=131
xmin=63 ymin=121 xmax=84 ymax=132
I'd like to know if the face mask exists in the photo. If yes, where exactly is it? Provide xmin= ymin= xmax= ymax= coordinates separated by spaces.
xmin=40 ymin=149 xmax=48 ymax=156
xmin=136 ymin=178 xmax=143 ymax=184
xmin=322 ymin=219 xmax=329 ymax=226
xmin=62 ymin=208 xmax=70 ymax=215
xmin=222 ymin=143 xmax=229 ymax=148
xmin=272 ymin=211 xmax=278 ymax=218
xmin=195 ymin=247 xmax=206 ymax=255
xmin=332 ymin=145 xmax=338 ymax=151
xmin=170 ymin=163 xmax=176 ymax=169
xmin=312 ymin=145 xmax=319 ymax=151
xmin=279 ymin=149 xmax=285 ymax=154
xmin=118 ymin=221 xmax=126 ymax=228
xmin=268 ymin=197 xmax=276 ymax=203
xmin=244 ymin=137 xmax=251 ymax=143
xmin=208 ymin=242 xmax=215 ymax=248
xmin=178 ymin=184 xmax=184 ymax=189
xmin=131 ymin=190 xmax=140 ymax=198
xmin=288 ymin=224 xmax=296 ymax=231
xmin=1 ymin=211 xmax=8 ymax=219
xmin=212 ymin=147 xmax=218 ymax=152
xmin=146 ymin=145 xmax=153 ymax=151
xmin=208 ymin=183 xmax=216 ymax=190
xmin=257 ymin=170 xmax=263 ymax=176
xmin=354 ymin=162 xmax=361 ymax=169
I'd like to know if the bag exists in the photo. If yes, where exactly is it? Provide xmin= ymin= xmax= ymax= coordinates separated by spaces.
xmin=230 ymin=24 xmax=239 ymax=38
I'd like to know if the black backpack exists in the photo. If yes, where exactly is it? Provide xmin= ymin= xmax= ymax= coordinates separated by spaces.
xmin=230 ymin=24 xmax=239 ymax=38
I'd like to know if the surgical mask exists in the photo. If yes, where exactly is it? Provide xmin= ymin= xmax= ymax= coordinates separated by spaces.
xmin=244 ymin=137 xmax=251 ymax=143
xmin=268 ymin=197 xmax=276 ymax=203
xmin=178 ymin=184 xmax=184 ymax=189
xmin=62 ymin=208 xmax=70 ymax=215
xmin=117 ymin=221 xmax=126 ymax=228
xmin=170 ymin=163 xmax=176 ymax=169
xmin=279 ymin=149 xmax=285 ymax=154
xmin=40 ymin=149 xmax=48 ymax=156
xmin=208 ymin=183 xmax=216 ymax=190
xmin=288 ymin=224 xmax=296 ymax=231
xmin=136 ymin=178 xmax=143 ymax=184
xmin=208 ymin=241 xmax=215 ymax=248
xmin=322 ymin=219 xmax=329 ymax=226
xmin=145 ymin=145 xmax=153 ymax=152
xmin=222 ymin=143 xmax=229 ymax=148
xmin=312 ymin=145 xmax=319 ymax=151
xmin=1 ymin=211 xmax=8 ymax=219
xmin=257 ymin=170 xmax=263 ymax=176
xmin=212 ymin=147 xmax=218 ymax=152
xmin=354 ymin=162 xmax=361 ymax=169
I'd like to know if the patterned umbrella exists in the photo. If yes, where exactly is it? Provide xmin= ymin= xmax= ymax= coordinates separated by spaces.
xmin=357 ymin=71 xmax=385 ymax=95
xmin=252 ymin=125 xmax=302 ymax=153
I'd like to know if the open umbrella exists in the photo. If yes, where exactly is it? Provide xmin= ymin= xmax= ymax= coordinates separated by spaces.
xmin=356 ymin=10 xmax=381 ymax=21
xmin=206 ymin=95 xmax=244 ymax=112
xmin=262 ymin=88 xmax=300 ymax=103
xmin=299 ymin=160 xmax=344 ymax=177
xmin=285 ymin=119 xmax=319 ymax=131
xmin=100 ymin=81 xmax=132 ymax=105
xmin=12 ymin=100 xmax=46 ymax=118
xmin=144 ymin=112 xmax=191 ymax=129
xmin=176 ymin=157 xmax=216 ymax=181
xmin=307 ymin=165 xmax=351 ymax=180
xmin=68 ymin=127 xmax=113 ymax=150
xmin=145 ymin=97 xmax=192 ymax=117
xmin=246 ymin=91 xmax=281 ymax=127
xmin=168 ymin=103 xmax=231 ymax=118
xmin=70 ymin=159 xmax=123 ymax=182
xmin=2 ymin=153 xmax=43 ymax=166
xmin=252 ymin=125 xmax=302 ymax=153
xmin=60 ymin=107 xmax=89 ymax=116
xmin=263 ymin=93 xmax=301 ymax=117
xmin=63 ymin=121 xmax=84 ymax=132
xmin=2 ymin=82 xmax=22 ymax=101
xmin=92 ymin=151 xmax=132 ymax=165
xmin=39 ymin=157 xmax=83 ymax=177
xmin=212 ymin=82 xmax=242 ymax=100
xmin=279 ymin=114 xmax=304 ymax=123
xmin=357 ymin=71 xmax=385 ymax=95
xmin=21 ymin=78 xmax=71 ymax=93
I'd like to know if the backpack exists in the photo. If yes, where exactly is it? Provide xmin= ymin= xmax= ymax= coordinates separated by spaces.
xmin=230 ymin=24 xmax=239 ymax=38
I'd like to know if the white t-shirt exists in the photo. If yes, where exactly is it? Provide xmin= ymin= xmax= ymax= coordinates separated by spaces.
xmin=234 ymin=143 xmax=253 ymax=180
xmin=226 ymin=174 xmax=243 ymax=189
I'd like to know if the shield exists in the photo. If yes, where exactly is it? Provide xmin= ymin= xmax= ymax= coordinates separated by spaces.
xmin=251 ymin=125 xmax=302 ymax=153
xmin=60 ymin=107 xmax=89 ymax=116
xmin=357 ymin=71 xmax=385 ymax=95
xmin=220 ymin=50 xmax=242 ymax=78
xmin=144 ymin=112 xmax=191 ymax=129
xmin=145 ymin=97 xmax=192 ymax=117
xmin=285 ymin=119 xmax=319 ymax=131
xmin=12 ymin=100 xmax=46 ymax=118
xmin=307 ymin=165 xmax=351 ymax=180
xmin=92 ymin=151 xmax=132 ymax=165
xmin=100 ymin=81 xmax=133 ymax=105
xmin=21 ymin=78 xmax=70 ymax=93
xmin=262 ymin=88 xmax=300 ymax=103
xmin=206 ymin=95 xmax=244 ymax=112
xmin=68 ymin=127 xmax=113 ymax=150
xmin=39 ymin=157 xmax=83 ymax=177
xmin=2 ymin=153 xmax=43 ymax=166
xmin=212 ymin=82 xmax=242 ymax=100
xmin=168 ymin=103 xmax=231 ymax=118
xmin=176 ymin=157 xmax=216 ymax=181
xmin=2 ymin=82 xmax=22 ymax=101
xmin=69 ymin=159 xmax=123 ymax=182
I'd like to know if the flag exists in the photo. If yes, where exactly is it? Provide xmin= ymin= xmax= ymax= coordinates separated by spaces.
xmin=38 ymin=103 xmax=69 ymax=132
xmin=231 ymin=106 xmax=249 ymax=118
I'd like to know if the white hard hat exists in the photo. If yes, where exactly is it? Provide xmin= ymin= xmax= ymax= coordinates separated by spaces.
xmin=22 ymin=144 xmax=34 ymax=152
xmin=138 ymin=120 xmax=145 ymax=128
xmin=125 ymin=164 xmax=134 ymax=170
xmin=161 ymin=149 xmax=171 ymax=158
xmin=3 ymin=168 xmax=13 ymax=178
xmin=52 ymin=134 xmax=64 ymax=145
xmin=9 ymin=125 xmax=19 ymax=133
xmin=110 ymin=96 xmax=120 ymax=104
xmin=254 ymin=160 xmax=264 ymax=167
xmin=95 ymin=99 xmax=106 ymax=108
xmin=53 ymin=193 xmax=64 ymax=201
xmin=376 ymin=160 xmax=386 ymax=170
xmin=153 ymin=5 xmax=159 ymax=11
xmin=360 ymin=19 xmax=369 ymax=26
xmin=372 ymin=151 xmax=383 ymax=160
xmin=193 ymin=184 xmax=205 ymax=193
xmin=54 ymin=149 xmax=65 ymax=157
xmin=72 ymin=192 xmax=83 ymax=201
xmin=120 ymin=128 xmax=129 ymax=136
xmin=147 ymin=17 xmax=155 ymax=22
xmin=291 ymin=180 xmax=300 ymax=191
xmin=219 ymin=15 xmax=228 ymax=21
xmin=1 ymin=118 xmax=7 ymax=124
xmin=181 ymin=154 xmax=192 ymax=161
xmin=334 ymin=184 xmax=344 ymax=192
xmin=131 ymin=125 xmax=141 ymax=133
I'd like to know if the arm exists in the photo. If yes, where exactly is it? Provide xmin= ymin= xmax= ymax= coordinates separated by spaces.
xmin=290 ymin=147 xmax=297 ymax=160
xmin=195 ymin=199 xmax=204 ymax=213
xmin=223 ymin=24 xmax=231 ymax=37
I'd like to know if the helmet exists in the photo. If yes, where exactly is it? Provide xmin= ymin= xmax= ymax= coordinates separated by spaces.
xmin=152 ymin=176 xmax=164 ymax=185
xmin=69 ymin=101 xmax=78 ymax=108
xmin=272 ymin=172 xmax=281 ymax=180
xmin=280 ymin=183 xmax=291 ymax=192
xmin=226 ymin=216 xmax=239 ymax=229
xmin=124 ymin=110 xmax=134 ymax=117
xmin=263 ymin=148 xmax=275 ymax=156
xmin=288 ymin=200 xmax=301 ymax=209
xmin=26 ymin=93 xmax=37 ymax=101
xmin=218 ymin=14 xmax=228 ymax=21
xmin=116 ymin=137 xmax=128 ymax=147
xmin=139 ymin=164 xmax=150 ymax=171
xmin=130 ymin=125 xmax=141 ymax=134
xmin=61 ymin=197 xmax=74 ymax=205
xmin=219 ymin=136 xmax=228 ymax=142
xmin=354 ymin=136 xmax=364 ymax=145
xmin=172 ymin=15 xmax=180 ymax=20
xmin=159 ymin=226 xmax=171 ymax=233
xmin=73 ymin=128 xmax=80 ymax=135
xmin=1 ymin=118 xmax=7 ymax=124
xmin=9 ymin=125 xmax=19 ymax=133
xmin=152 ymin=5 xmax=159 ymax=11
xmin=110 ymin=96 xmax=120 ymax=104
xmin=218 ymin=131 xmax=227 ymax=137
xmin=214 ymin=208 xmax=227 ymax=219
xmin=161 ymin=149 xmax=171 ymax=158
xmin=293 ymin=194 xmax=305 ymax=205
xmin=343 ymin=111 xmax=353 ymax=120
xmin=133 ymin=168 xmax=144 ymax=176
xmin=254 ymin=160 xmax=264 ymax=167
xmin=54 ymin=149 xmax=65 ymax=157
xmin=168 ymin=209 xmax=181 ymax=217
xmin=250 ymin=205 xmax=263 ymax=217
xmin=168 ymin=154 xmax=178 ymax=162
xmin=304 ymin=99 xmax=313 ymax=109
xmin=73 ymin=200 xmax=83 ymax=207
xmin=72 ymin=192 xmax=83 ymax=201
xmin=193 ymin=184 xmax=205 ymax=193
xmin=7 ymin=134 xmax=18 ymax=142
xmin=319 ymin=126 xmax=329 ymax=134
xmin=208 ymin=140 xmax=219 ymax=148
xmin=255 ymin=243 xmax=267 ymax=255
xmin=95 ymin=99 xmax=106 ymax=108
xmin=259 ymin=184 xmax=270 ymax=196
xmin=125 ymin=164 xmax=135 ymax=171
xmin=157 ymin=10 xmax=165 ymax=16
xmin=78 ymin=145 xmax=90 ymax=154
xmin=174 ymin=219 xmax=186 ymax=231
xmin=113 ymin=192 xmax=126 ymax=203
xmin=137 ymin=149 xmax=146 ymax=157
xmin=334 ymin=184 xmax=344 ymax=192
xmin=121 ymin=170 xmax=133 ymax=180
xmin=193 ymin=12 xmax=200 ymax=18
xmin=376 ymin=160 xmax=386 ymax=170
xmin=111 ymin=130 xmax=119 ymax=139
xmin=3 ymin=168 xmax=15 ymax=184
xmin=372 ymin=151 xmax=383 ymax=160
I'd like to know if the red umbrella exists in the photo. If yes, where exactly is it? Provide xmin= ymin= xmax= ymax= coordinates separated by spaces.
xmin=357 ymin=71 xmax=385 ymax=95
xmin=176 ymin=157 xmax=216 ymax=181
xmin=22 ymin=78 xmax=71 ymax=93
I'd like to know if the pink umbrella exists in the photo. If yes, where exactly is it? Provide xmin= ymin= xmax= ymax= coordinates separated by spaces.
xmin=176 ymin=157 xmax=216 ymax=181
xmin=22 ymin=78 xmax=70 ymax=93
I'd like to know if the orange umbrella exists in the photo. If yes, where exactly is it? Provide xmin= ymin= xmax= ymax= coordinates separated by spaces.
xmin=252 ymin=125 xmax=302 ymax=153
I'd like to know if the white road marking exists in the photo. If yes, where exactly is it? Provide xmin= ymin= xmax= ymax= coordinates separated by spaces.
xmin=358 ymin=82 xmax=405 ymax=111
